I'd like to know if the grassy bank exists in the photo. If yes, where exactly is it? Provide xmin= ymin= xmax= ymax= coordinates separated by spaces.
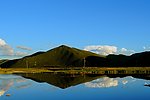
xmin=0 ymin=68 xmax=51 ymax=74
xmin=0 ymin=67 xmax=150 ymax=74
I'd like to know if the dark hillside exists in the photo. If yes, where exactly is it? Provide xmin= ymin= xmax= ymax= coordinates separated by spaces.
xmin=0 ymin=45 xmax=150 ymax=68
xmin=0 ymin=45 xmax=102 ymax=68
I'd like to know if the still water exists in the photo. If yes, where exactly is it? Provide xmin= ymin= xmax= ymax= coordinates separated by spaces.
xmin=0 ymin=73 xmax=150 ymax=100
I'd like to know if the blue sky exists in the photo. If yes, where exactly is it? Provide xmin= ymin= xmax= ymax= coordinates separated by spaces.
xmin=0 ymin=0 xmax=150 ymax=58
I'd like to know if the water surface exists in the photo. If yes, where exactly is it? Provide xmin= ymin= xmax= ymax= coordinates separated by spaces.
xmin=0 ymin=73 xmax=150 ymax=100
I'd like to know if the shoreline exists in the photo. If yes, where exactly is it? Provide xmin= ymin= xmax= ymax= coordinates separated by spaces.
xmin=0 ymin=67 xmax=150 ymax=74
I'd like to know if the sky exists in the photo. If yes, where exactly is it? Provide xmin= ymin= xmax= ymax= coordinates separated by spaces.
xmin=0 ymin=0 xmax=150 ymax=59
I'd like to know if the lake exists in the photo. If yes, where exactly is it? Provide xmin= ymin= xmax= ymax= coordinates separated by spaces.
xmin=0 ymin=73 xmax=150 ymax=100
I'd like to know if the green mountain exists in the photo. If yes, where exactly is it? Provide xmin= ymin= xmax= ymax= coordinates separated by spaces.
xmin=0 ymin=59 xmax=9 ymax=65
xmin=0 ymin=45 xmax=103 ymax=68
xmin=0 ymin=45 xmax=150 ymax=68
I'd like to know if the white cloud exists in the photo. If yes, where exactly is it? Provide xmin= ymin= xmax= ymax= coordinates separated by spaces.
xmin=0 ymin=38 xmax=14 ymax=56
xmin=16 ymin=46 xmax=32 ymax=51
xmin=84 ymin=77 xmax=118 ymax=88
xmin=121 ymin=48 xmax=127 ymax=52
xmin=0 ymin=39 xmax=6 ymax=46
xmin=0 ymin=38 xmax=30 ymax=57
xmin=143 ymin=46 xmax=150 ymax=51
xmin=119 ymin=48 xmax=135 ymax=55
xmin=15 ymin=51 xmax=28 ymax=56
xmin=84 ymin=45 xmax=136 ymax=55
xmin=84 ymin=45 xmax=117 ymax=55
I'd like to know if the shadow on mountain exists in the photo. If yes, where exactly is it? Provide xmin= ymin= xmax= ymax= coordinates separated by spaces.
xmin=16 ymin=73 xmax=150 ymax=89
xmin=85 ymin=56 xmax=108 ymax=67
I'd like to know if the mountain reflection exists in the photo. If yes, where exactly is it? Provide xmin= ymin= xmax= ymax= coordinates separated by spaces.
xmin=0 ymin=73 xmax=150 ymax=95
xmin=17 ymin=73 xmax=150 ymax=89
xmin=17 ymin=73 xmax=104 ymax=89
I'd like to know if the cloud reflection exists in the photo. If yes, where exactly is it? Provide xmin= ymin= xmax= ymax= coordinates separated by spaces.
xmin=0 ymin=80 xmax=13 ymax=96
xmin=84 ymin=77 xmax=118 ymax=88
xmin=84 ymin=76 xmax=138 ymax=88
xmin=122 ymin=80 xmax=128 ymax=85
xmin=0 ymin=75 xmax=31 ymax=96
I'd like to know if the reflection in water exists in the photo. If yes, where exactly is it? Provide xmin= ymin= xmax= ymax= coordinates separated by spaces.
xmin=122 ymin=80 xmax=128 ymax=85
xmin=84 ymin=76 xmax=137 ymax=88
xmin=0 ymin=75 xmax=31 ymax=96
xmin=17 ymin=73 xmax=105 ymax=89
xmin=17 ymin=73 xmax=150 ymax=89
xmin=15 ymin=83 xmax=32 ymax=89
xmin=0 ymin=80 xmax=13 ymax=96
xmin=0 ymin=73 xmax=150 ymax=100
xmin=84 ymin=77 xmax=118 ymax=88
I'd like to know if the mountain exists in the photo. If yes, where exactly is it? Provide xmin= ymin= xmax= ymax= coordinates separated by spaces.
xmin=0 ymin=59 xmax=9 ymax=65
xmin=126 ymin=51 xmax=150 ymax=67
xmin=84 ymin=56 xmax=108 ymax=67
xmin=106 ymin=54 xmax=129 ymax=67
xmin=74 ymin=51 xmax=150 ymax=67
xmin=106 ymin=51 xmax=150 ymax=67
xmin=0 ymin=45 xmax=150 ymax=68
xmin=0 ymin=45 xmax=103 ymax=68
xmin=84 ymin=51 xmax=150 ymax=67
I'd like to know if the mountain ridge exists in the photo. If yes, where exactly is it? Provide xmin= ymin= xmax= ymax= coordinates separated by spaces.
xmin=0 ymin=45 xmax=103 ymax=68
xmin=0 ymin=45 xmax=150 ymax=68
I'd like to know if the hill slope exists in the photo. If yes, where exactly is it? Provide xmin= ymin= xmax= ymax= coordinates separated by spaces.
xmin=126 ymin=51 xmax=150 ymax=67
xmin=0 ymin=45 xmax=103 ymax=68
xmin=0 ymin=45 xmax=150 ymax=68
xmin=83 ymin=51 xmax=150 ymax=67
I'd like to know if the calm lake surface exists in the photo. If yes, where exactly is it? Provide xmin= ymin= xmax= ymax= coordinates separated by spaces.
xmin=0 ymin=73 xmax=150 ymax=100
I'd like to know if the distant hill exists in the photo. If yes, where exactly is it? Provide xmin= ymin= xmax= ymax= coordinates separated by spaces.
xmin=126 ymin=51 xmax=150 ymax=67
xmin=0 ymin=59 xmax=9 ymax=65
xmin=106 ymin=54 xmax=129 ymax=67
xmin=85 ymin=51 xmax=150 ymax=67
xmin=0 ymin=45 xmax=150 ymax=68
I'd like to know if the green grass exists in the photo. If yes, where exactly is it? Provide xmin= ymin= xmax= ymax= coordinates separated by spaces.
xmin=0 ymin=67 xmax=150 ymax=74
